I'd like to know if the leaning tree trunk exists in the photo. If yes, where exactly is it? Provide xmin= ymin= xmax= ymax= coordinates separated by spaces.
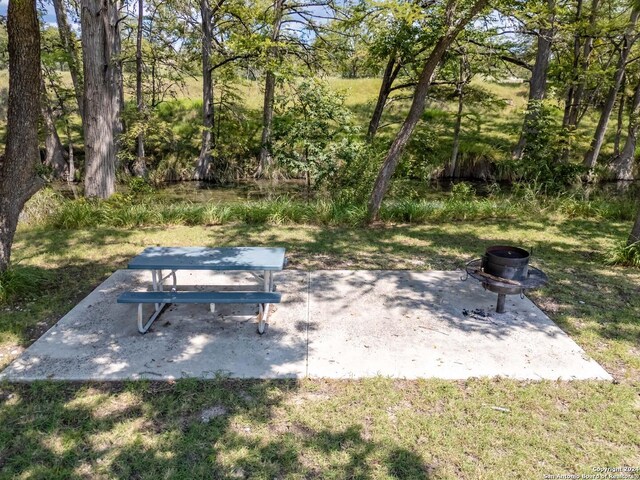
xmin=583 ymin=8 xmax=640 ymax=171
xmin=612 ymin=75 xmax=640 ymax=181
xmin=81 ymin=0 xmax=118 ymax=198
xmin=562 ymin=0 xmax=583 ymax=129
xmin=367 ymin=54 xmax=402 ymax=141
xmin=568 ymin=0 xmax=599 ymax=128
xmin=0 ymin=0 xmax=42 ymax=272
xmin=448 ymin=80 xmax=466 ymax=177
xmin=194 ymin=0 xmax=214 ymax=181
xmin=512 ymin=2 xmax=555 ymax=161
xmin=561 ymin=0 xmax=599 ymax=161
xmin=133 ymin=0 xmax=147 ymax=177
xmin=52 ymin=0 xmax=84 ymax=120
xmin=256 ymin=0 xmax=284 ymax=178
xmin=41 ymin=76 xmax=67 ymax=177
xmin=613 ymin=73 xmax=626 ymax=156
xmin=367 ymin=0 xmax=489 ymax=222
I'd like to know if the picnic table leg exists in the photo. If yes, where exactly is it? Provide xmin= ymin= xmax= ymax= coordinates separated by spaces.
xmin=263 ymin=270 xmax=275 ymax=292
xmin=257 ymin=270 xmax=274 ymax=334
xmin=137 ymin=302 xmax=167 ymax=334
xmin=257 ymin=303 xmax=270 ymax=335
xmin=141 ymin=269 xmax=174 ymax=334
xmin=151 ymin=269 xmax=161 ymax=311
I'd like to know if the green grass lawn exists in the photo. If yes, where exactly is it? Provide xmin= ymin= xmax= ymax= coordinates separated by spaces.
xmin=1 ymin=210 xmax=639 ymax=478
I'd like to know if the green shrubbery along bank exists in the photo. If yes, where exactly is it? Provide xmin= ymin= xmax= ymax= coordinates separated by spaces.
xmin=21 ymin=182 xmax=636 ymax=231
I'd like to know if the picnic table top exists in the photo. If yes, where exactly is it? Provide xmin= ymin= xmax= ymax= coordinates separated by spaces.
xmin=127 ymin=246 xmax=286 ymax=271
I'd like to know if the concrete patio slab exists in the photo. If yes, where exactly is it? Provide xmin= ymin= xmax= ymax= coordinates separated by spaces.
xmin=0 ymin=270 xmax=309 ymax=380
xmin=0 ymin=269 xmax=611 ymax=381
xmin=306 ymin=271 xmax=610 ymax=380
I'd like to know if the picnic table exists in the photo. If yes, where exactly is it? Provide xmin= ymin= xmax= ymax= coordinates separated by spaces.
xmin=117 ymin=247 xmax=285 ymax=334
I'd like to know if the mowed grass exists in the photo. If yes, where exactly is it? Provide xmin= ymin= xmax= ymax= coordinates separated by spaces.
xmin=1 ymin=214 xmax=639 ymax=478
xmin=1 ymin=379 xmax=637 ymax=479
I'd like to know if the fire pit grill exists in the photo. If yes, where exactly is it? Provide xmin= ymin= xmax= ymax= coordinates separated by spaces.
xmin=462 ymin=246 xmax=548 ymax=313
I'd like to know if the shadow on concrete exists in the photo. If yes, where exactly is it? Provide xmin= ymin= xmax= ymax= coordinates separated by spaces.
xmin=1 ymin=270 xmax=309 ymax=381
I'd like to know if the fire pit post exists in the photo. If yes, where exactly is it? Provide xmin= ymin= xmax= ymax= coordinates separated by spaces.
xmin=496 ymin=293 xmax=506 ymax=313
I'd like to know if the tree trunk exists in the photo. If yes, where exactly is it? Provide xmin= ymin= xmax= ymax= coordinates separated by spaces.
xmin=81 ymin=0 xmax=118 ymax=198
xmin=448 ymin=81 xmax=465 ymax=178
xmin=583 ymin=8 xmax=639 ymax=171
xmin=256 ymin=0 xmax=284 ymax=178
xmin=568 ymin=0 xmax=599 ymax=128
xmin=0 ymin=0 xmax=42 ymax=272
xmin=513 ymin=1 xmax=555 ymax=160
xmin=41 ymin=76 xmax=67 ymax=177
xmin=52 ymin=0 xmax=84 ymax=120
xmin=367 ymin=54 xmax=402 ymax=141
xmin=561 ymin=0 xmax=599 ymax=161
xmin=613 ymin=73 xmax=626 ymax=156
xmin=66 ymin=123 xmax=75 ymax=182
xmin=562 ymin=0 xmax=583 ymax=129
xmin=194 ymin=0 xmax=214 ymax=181
xmin=109 ymin=0 xmax=124 ymax=141
xmin=612 ymin=75 xmax=640 ymax=181
xmin=367 ymin=0 xmax=489 ymax=222
xmin=133 ymin=0 xmax=146 ymax=177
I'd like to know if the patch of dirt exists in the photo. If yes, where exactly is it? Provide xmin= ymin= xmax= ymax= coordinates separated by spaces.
xmin=200 ymin=405 xmax=228 ymax=423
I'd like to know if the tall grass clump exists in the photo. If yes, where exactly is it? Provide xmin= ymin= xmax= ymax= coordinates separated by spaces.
xmin=50 ymin=198 xmax=110 ymax=229
xmin=0 ymin=265 xmax=53 ymax=305
xmin=606 ymin=241 xmax=640 ymax=268
xmin=263 ymin=198 xmax=311 ymax=224
xmin=315 ymin=199 xmax=366 ymax=226
xmin=19 ymin=188 xmax=64 ymax=226
xmin=157 ymin=203 xmax=205 ymax=225
xmin=549 ymin=192 xmax=636 ymax=221
xmin=380 ymin=199 xmax=440 ymax=223
xmin=203 ymin=204 xmax=234 ymax=225
xmin=109 ymin=203 xmax=159 ymax=227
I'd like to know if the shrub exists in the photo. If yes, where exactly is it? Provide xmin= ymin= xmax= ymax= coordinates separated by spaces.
xmin=606 ymin=241 xmax=640 ymax=268
xmin=272 ymin=79 xmax=360 ymax=187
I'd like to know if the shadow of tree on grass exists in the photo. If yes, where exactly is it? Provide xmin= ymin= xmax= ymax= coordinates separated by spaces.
xmin=0 ymin=380 xmax=434 ymax=479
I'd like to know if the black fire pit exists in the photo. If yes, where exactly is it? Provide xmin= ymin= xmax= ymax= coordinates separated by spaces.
xmin=462 ymin=246 xmax=548 ymax=313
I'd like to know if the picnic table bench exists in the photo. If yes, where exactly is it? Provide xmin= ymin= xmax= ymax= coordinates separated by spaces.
xmin=117 ymin=247 xmax=285 ymax=334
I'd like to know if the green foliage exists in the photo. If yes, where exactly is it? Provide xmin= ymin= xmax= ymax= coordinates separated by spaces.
xmin=606 ymin=241 xmax=640 ymax=268
xmin=450 ymin=181 xmax=476 ymax=200
xmin=511 ymin=101 xmax=585 ymax=190
xmin=118 ymin=107 xmax=176 ymax=172
xmin=19 ymin=188 xmax=64 ymax=226
xmin=330 ymin=142 xmax=385 ymax=203
xmin=39 ymin=185 xmax=636 ymax=230
xmin=52 ymin=198 xmax=108 ymax=229
xmin=126 ymin=176 xmax=156 ymax=195
xmin=208 ymin=83 xmax=256 ymax=180
xmin=272 ymin=79 xmax=361 ymax=186
xmin=0 ymin=265 xmax=52 ymax=305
